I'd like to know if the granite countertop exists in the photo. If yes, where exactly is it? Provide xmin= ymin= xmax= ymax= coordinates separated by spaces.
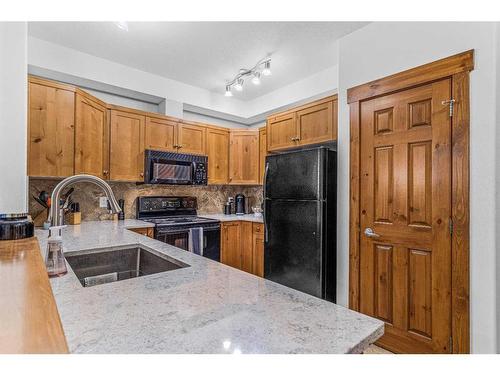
xmin=37 ymin=220 xmax=383 ymax=354
xmin=200 ymin=213 xmax=264 ymax=223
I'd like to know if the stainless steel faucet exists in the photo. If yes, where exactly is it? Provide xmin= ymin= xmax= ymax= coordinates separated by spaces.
xmin=48 ymin=174 xmax=122 ymax=227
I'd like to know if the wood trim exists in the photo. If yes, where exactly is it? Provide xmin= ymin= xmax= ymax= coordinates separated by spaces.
xmin=267 ymin=94 xmax=337 ymax=120
xmin=28 ymin=75 xmax=76 ymax=92
xmin=347 ymin=50 xmax=474 ymax=104
xmin=348 ymin=52 xmax=472 ymax=354
xmin=75 ymin=87 xmax=107 ymax=108
xmin=0 ymin=238 xmax=69 ymax=353
xmin=451 ymin=71 xmax=470 ymax=354
xmin=348 ymin=101 xmax=361 ymax=311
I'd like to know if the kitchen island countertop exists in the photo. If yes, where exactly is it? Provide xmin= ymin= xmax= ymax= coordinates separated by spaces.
xmin=36 ymin=220 xmax=383 ymax=354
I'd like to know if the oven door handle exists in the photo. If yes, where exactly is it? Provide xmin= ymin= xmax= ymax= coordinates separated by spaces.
xmin=156 ymin=228 xmax=190 ymax=235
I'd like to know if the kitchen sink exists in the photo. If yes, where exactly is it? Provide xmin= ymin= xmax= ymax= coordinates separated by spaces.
xmin=65 ymin=245 xmax=189 ymax=287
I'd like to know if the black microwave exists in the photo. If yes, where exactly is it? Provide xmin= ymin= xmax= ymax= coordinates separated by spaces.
xmin=144 ymin=149 xmax=207 ymax=185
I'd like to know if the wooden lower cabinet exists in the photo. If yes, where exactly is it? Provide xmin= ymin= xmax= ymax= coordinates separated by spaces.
xmin=221 ymin=221 xmax=264 ymax=276
xmin=240 ymin=222 xmax=253 ymax=273
xmin=221 ymin=221 xmax=242 ymax=268
xmin=128 ymin=227 xmax=154 ymax=238
xmin=252 ymin=223 xmax=265 ymax=277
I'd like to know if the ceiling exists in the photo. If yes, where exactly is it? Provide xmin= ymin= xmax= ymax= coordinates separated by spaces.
xmin=28 ymin=22 xmax=368 ymax=101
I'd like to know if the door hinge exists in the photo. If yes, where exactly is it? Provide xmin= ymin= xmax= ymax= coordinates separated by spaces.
xmin=441 ymin=99 xmax=456 ymax=117
xmin=449 ymin=217 xmax=453 ymax=236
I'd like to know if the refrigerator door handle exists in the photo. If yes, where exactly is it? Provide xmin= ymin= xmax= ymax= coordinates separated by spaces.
xmin=263 ymin=161 xmax=269 ymax=243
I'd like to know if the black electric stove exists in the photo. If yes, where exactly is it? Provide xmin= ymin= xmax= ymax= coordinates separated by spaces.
xmin=136 ymin=196 xmax=220 ymax=261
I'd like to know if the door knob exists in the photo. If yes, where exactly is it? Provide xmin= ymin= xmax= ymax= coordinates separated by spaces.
xmin=364 ymin=227 xmax=380 ymax=238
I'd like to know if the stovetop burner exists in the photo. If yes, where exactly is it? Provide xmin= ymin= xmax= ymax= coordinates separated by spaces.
xmin=136 ymin=196 xmax=219 ymax=228
xmin=143 ymin=215 xmax=219 ymax=226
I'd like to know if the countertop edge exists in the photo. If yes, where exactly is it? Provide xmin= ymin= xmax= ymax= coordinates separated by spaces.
xmin=0 ymin=237 xmax=69 ymax=354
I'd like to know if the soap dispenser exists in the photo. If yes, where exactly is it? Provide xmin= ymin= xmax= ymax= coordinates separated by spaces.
xmin=45 ymin=226 xmax=68 ymax=277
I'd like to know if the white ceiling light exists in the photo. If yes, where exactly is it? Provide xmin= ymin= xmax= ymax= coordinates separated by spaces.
xmin=115 ymin=22 xmax=129 ymax=32
xmin=224 ymin=57 xmax=271 ymax=96
xmin=234 ymin=78 xmax=244 ymax=91
xmin=251 ymin=72 xmax=261 ymax=85
xmin=262 ymin=60 xmax=272 ymax=76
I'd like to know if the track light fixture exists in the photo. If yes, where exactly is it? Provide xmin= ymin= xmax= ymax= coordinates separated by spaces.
xmin=224 ymin=57 xmax=271 ymax=96
xmin=234 ymin=78 xmax=244 ymax=91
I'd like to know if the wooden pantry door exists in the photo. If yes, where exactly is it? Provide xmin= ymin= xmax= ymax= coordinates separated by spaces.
xmin=358 ymin=78 xmax=452 ymax=353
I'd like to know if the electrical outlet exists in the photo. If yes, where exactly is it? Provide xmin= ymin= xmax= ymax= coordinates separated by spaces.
xmin=99 ymin=197 xmax=108 ymax=208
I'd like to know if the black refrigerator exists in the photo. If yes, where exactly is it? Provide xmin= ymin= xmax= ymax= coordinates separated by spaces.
xmin=263 ymin=147 xmax=336 ymax=302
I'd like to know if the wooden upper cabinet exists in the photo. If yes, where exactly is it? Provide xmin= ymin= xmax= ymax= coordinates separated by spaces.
xmin=297 ymin=100 xmax=336 ymax=146
xmin=266 ymin=96 xmax=338 ymax=152
xmin=28 ymin=78 xmax=75 ymax=177
xmin=206 ymin=127 xmax=229 ymax=184
xmin=74 ymin=91 xmax=109 ymax=179
xmin=177 ymin=121 xmax=206 ymax=155
xmin=229 ymin=130 xmax=260 ymax=185
xmin=267 ymin=112 xmax=297 ymax=152
xmin=259 ymin=127 xmax=267 ymax=184
xmin=145 ymin=116 xmax=177 ymax=152
xmin=221 ymin=221 xmax=241 ymax=269
xmin=109 ymin=110 xmax=145 ymax=181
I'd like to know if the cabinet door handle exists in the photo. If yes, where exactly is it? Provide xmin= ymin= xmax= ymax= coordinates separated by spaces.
xmin=103 ymin=170 xmax=108 ymax=175
xmin=140 ymin=172 xmax=144 ymax=177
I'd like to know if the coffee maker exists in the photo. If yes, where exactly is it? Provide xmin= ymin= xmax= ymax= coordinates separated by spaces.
xmin=235 ymin=194 xmax=246 ymax=215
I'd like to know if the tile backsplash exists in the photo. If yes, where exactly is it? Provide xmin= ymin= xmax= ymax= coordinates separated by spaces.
xmin=29 ymin=178 xmax=263 ymax=222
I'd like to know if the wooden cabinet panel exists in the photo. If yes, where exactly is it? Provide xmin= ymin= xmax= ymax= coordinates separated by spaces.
xmin=145 ymin=116 xmax=177 ymax=152
xmin=229 ymin=130 xmax=260 ymax=185
xmin=267 ymin=113 xmax=297 ymax=151
xmin=128 ymin=227 xmax=154 ymax=238
xmin=28 ymin=80 xmax=75 ymax=177
xmin=109 ymin=110 xmax=145 ymax=181
xmin=221 ymin=221 xmax=241 ymax=269
xmin=178 ymin=122 xmax=206 ymax=155
xmin=259 ymin=127 xmax=267 ymax=185
xmin=74 ymin=92 xmax=108 ymax=179
xmin=266 ymin=96 xmax=338 ymax=152
xmin=252 ymin=223 xmax=265 ymax=277
xmin=297 ymin=101 xmax=335 ymax=146
xmin=206 ymin=127 xmax=229 ymax=184
xmin=240 ymin=221 xmax=253 ymax=273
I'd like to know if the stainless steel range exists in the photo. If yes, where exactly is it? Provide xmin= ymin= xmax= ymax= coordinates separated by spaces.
xmin=136 ymin=196 xmax=220 ymax=261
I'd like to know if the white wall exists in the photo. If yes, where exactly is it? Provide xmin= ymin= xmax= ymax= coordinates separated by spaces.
xmin=495 ymin=22 xmax=500 ymax=354
xmin=337 ymin=22 xmax=498 ymax=353
xmin=246 ymin=64 xmax=338 ymax=116
xmin=0 ymin=22 xmax=27 ymax=213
